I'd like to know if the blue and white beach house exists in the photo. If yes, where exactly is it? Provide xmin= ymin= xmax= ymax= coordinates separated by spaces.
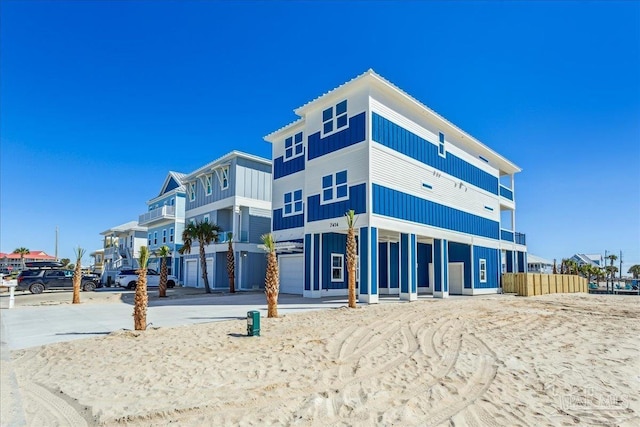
xmin=265 ymin=70 xmax=527 ymax=302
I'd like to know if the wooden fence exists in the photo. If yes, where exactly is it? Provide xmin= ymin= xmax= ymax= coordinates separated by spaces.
xmin=502 ymin=273 xmax=587 ymax=296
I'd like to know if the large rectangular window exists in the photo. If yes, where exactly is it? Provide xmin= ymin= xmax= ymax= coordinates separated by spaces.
xmin=479 ymin=259 xmax=487 ymax=283
xmin=283 ymin=190 xmax=303 ymax=216
xmin=331 ymin=253 xmax=344 ymax=282
xmin=322 ymin=170 xmax=348 ymax=203
xmin=322 ymin=100 xmax=348 ymax=135
xmin=285 ymin=132 xmax=304 ymax=159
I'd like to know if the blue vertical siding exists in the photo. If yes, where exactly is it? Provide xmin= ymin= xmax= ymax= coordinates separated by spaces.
xmin=307 ymin=183 xmax=366 ymax=222
xmin=308 ymin=112 xmax=366 ymax=160
xmin=410 ymin=234 xmax=417 ymax=293
xmin=448 ymin=241 xmax=472 ymax=289
xmin=247 ymin=252 xmax=266 ymax=290
xmin=372 ymin=113 xmax=499 ymax=194
xmin=400 ymin=234 xmax=409 ymax=293
xmin=474 ymin=245 xmax=499 ymax=288
xmin=443 ymin=240 xmax=448 ymax=292
xmin=304 ymin=234 xmax=311 ymax=291
xmin=371 ymin=227 xmax=378 ymax=295
xmin=500 ymin=229 xmax=514 ymax=242
xmin=273 ymin=155 xmax=305 ymax=180
xmin=434 ymin=239 xmax=443 ymax=292
xmin=322 ymin=233 xmax=347 ymax=290
xmin=313 ymin=234 xmax=320 ymax=291
xmin=417 ymin=243 xmax=432 ymax=287
xmin=360 ymin=227 xmax=369 ymax=294
xmin=517 ymin=251 xmax=526 ymax=273
xmin=373 ymin=184 xmax=500 ymax=239
xmin=273 ymin=209 xmax=304 ymax=231
xmin=215 ymin=252 xmax=228 ymax=289
xmin=389 ymin=242 xmax=399 ymax=288
xmin=249 ymin=215 xmax=271 ymax=243
xmin=378 ymin=242 xmax=388 ymax=288
xmin=506 ymin=250 xmax=514 ymax=273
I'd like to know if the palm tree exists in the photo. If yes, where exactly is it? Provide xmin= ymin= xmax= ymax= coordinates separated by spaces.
xmin=345 ymin=210 xmax=357 ymax=308
xmin=156 ymin=245 xmax=171 ymax=298
xmin=628 ymin=265 xmax=640 ymax=279
xmin=607 ymin=254 xmax=618 ymax=293
xmin=72 ymin=247 xmax=86 ymax=304
xmin=13 ymin=247 xmax=30 ymax=271
xmin=226 ymin=232 xmax=235 ymax=293
xmin=179 ymin=221 xmax=221 ymax=294
xmin=133 ymin=246 xmax=151 ymax=331
xmin=261 ymin=233 xmax=279 ymax=318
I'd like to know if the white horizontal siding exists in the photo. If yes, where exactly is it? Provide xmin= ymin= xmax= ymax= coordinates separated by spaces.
xmin=305 ymin=144 xmax=369 ymax=196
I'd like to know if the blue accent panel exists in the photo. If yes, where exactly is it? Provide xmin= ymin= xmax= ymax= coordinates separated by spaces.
xmin=360 ymin=227 xmax=369 ymax=294
xmin=378 ymin=243 xmax=388 ymax=288
xmin=400 ymin=233 xmax=409 ymax=294
xmin=389 ymin=242 xmax=399 ymax=288
xmin=165 ymin=177 xmax=180 ymax=192
xmin=410 ymin=234 xmax=417 ymax=294
xmin=474 ymin=245 xmax=500 ymax=288
xmin=272 ymin=208 xmax=304 ymax=231
xmin=372 ymin=113 xmax=499 ymax=194
xmin=373 ymin=184 xmax=499 ymax=239
xmin=308 ymin=183 xmax=366 ymax=222
xmin=500 ymin=185 xmax=514 ymax=200
xmin=517 ymin=251 xmax=526 ymax=273
xmin=308 ymin=112 xmax=366 ymax=160
xmin=313 ymin=234 xmax=320 ymax=291
xmin=448 ymin=242 xmax=472 ymax=289
xmin=273 ymin=155 xmax=305 ymax=180
xmin=506 ymin=250 xmax=514 ymax=273
xmin=443 ymin=240 xmax=448 ymax=292
xmin=304 ymin=234 xmax=311 ymax=291
xmin=434 ymin=239 xmax=442 ymax=292
xmin=501 ymin=229 xmax=514 ymax=242
xmin=371 ymin=227 xmax=378 ymax=295
xmin=417 ymin=243 xmax=432 ymax=287
xmin=322 ymin=233 xmax=347 ymax=290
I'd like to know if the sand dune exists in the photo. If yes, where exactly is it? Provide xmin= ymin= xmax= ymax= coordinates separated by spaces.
xmin=9 ymin=293 xmax=640 ymax=426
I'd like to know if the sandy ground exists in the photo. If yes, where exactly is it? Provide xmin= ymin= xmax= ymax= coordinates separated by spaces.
xmin=4 ymin=293 xmax=640 ymax=426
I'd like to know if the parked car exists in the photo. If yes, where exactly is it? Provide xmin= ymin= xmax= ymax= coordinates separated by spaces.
xmin=115 ymin=269 xmax=177 ymax=290
xmin=16 ymin=268 xmax=102 ymax=294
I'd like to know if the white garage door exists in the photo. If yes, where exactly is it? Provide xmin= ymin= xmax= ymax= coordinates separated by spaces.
xmin=185 ymin=260 xmax=198 ymax=288
xmin=279 ymin=255 xmax=304 ymax=295
xmin=449 ymin=262 xmax=464 ymax=295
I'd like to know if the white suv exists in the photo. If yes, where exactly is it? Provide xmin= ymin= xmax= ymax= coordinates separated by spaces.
xmin=116 ymin=269 xmax=177 ymax=290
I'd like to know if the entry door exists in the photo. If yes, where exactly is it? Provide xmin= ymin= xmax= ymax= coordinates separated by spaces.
xmin=448 ymin=262 xmax=464 ymax=295
xmin=185 ymin=260 xmax=198 ymax=287
xmin=279 ymin=254 xmax=304 ymax=295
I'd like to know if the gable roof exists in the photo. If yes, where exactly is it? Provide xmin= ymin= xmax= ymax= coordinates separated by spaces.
xmin=183 ymin=150 xmax=271 ymax=182
xmin=100 ymin=221 xmax=147 ymax=235
xmin=158 ymin=171 xmax=186 ymax=197
xmin=0 ymin=251 xmax=56 ymax=260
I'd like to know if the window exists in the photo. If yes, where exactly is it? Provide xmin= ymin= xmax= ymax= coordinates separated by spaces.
xmin=479 ymin=259 xmax=487 ymax=283
xmin=285 ymin=132 xmax=304 ymax=159
xmin=205 ymin=175 xmax=212 ymax=195
xmin=438 ymin=132 xmax=446 ymax=157
xmin=162 ymin=229 xmax=167 ymax=243
xmin=322 ymin=170 xmax=348 ymax=203
xmin=331 ymin=254 xmax=344 ymax=282
xmin=203 ymin=214 xmax=210 ymax=223
xmin=148 ymin=233 xmax=152 ymax=246
xmin=170 ymin=228 xmax=174 ymax=242
xmin=189 ymin=182 xmax=196 ymax=201
xmin=130 ymin=236 xmax=133 ymax=248
xmin=170 ymin=198 xmax=175 ymax=206
xmin=322 ymin=100 xmax=348 ymax=135
xmin=153 ymin=232 xmax=158 ymax=245
xmin=220 ymin=167 xmax=229 ymax=189
xmin=283 ymin=190 xmax=303 ymax=216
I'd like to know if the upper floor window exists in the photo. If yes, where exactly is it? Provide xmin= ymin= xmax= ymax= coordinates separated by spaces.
xmin=203 ymin=214 xmax=210 ymax=223
xmin=129 ymin=236 xmax=133 ymax=248
xmin=438 ymin=132 xmax=446 ymax=157
xmin=205 ymin=175 xmax=212 ymax=195
xmin=322 ymin=170 xmax=348 ymax=203
xmin=216 ymin=167 xmax=229 ymax=190
xmin=153 ymin=232 xmax=158 ymax=245
xmin=170 ymin=198 xmax=175 ymax=206
xmin=148 ymin=233 xmax=152 ymax=246
xmin=322 ymin=100 xmax=348 ymax=135
xmin=189 ymin=182 xmax=196 ymax=201
xmin=285 ymin=132 xmax=304 ymax=160
xmin=170 ymin=228 xmax=174 ymax=242
xmin=162 ymin=229 xmax=167 ymax=243
xmin=283 ymin=189 xmax=303 ymax=216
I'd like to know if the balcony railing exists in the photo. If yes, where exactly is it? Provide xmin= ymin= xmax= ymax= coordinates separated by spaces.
xmin=499 ymin=185 xmax=513 ymax=201
xmin=139 ymin=205 xmax=176 ymax=225
xmin=500 ymin=229 xmax=514 ymax=242
xmin=500 ymin=229 xmax=526 ymax=245
xmin=217 ymin=230 xmax=249 ymax=243
xmin=515 ymin=232 xmax=526 ymax=245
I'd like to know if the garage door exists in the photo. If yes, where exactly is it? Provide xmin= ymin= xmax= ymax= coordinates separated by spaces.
xmin=449 ymin=262 xmax=464 ymax=295
xmin=185 ymin=260 xmax=198 ymax=288
xmin=279 ymin=255 xmax=303 ymax=295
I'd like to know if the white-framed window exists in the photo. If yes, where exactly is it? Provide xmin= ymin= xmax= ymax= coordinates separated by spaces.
xmin=438 ymin=132 xmax=446 ymax=157
xmin=188 ymin=218 xmax=195 ymax=225
xmin=189 ymin=182 xmax=196 ymax=201
xmin=331 ymin=253 xmax=344 ymax=282
xmin=285 ymin=132 xmax=304 ymax=160
xmin=479 ymin=259 xmax=487 ymax=283
xmin=170 ymin=198 xmax=175 ymax=206
xmin=322 ymin=100 xmax=348 ymax=135
xmin=220 ymin=167 xmax=229 ymax=189
xmin=205 ymin=175 xmax=212 ymax=195
xmin=153 ymin=232 xmax=158 ymax=245
xmin=203 ymin=214 xmax=210 ymax=223
xmin=162 ymin=229 xmax=167 ymax=243
xmin=170 ymin=228 xmax=174 ymax=242
xmin=322 ymin=170 xmax=348 ymax=203
xmin=129 ymin=236 xmax=133 ymax=248
xmin=148 ymin=233 xmax=152 ymax=246
xmin=283 ymin=189 xmax=303 ymax=216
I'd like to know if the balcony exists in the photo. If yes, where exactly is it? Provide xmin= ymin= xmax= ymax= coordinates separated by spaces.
xmin=500 ymin=229 xmax=514 ymax=242
xmin=218 ymin=230 xmax=249 ymax=243
xmin=515 ymin=232 xmax=526 ymax=245
xmin=500 ymin=229 xmax=526 ymax=246
xmin=139 ymin=206 xmax=176 ymax=225
xmin=499 ymin=185 xmax=513 ymax=201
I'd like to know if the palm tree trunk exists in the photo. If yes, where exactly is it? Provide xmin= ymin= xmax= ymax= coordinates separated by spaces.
xmin=133 ymin=269 xmax=148 ymax=330
xmin=72 ymin=262 xmax=81 ymax=304
xmin=159 ymin=257 xmax=167 ymax=298
xmin=200 ymin=243 xmax=211 ymax=293
xmin=346 ymin=226 xmax=356 ymax=308
xmin=265 ymin=251 xmax=279 ymax=317
xmin=227 ymin=239 xmax=235 ymax=293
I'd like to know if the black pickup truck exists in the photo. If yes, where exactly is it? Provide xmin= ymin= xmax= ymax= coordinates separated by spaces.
xmin=16 ymin=267 xmax=101 ymax=294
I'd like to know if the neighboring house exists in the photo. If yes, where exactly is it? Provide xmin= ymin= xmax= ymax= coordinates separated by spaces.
xmin=138 ymin=171 xmax=187 ymax=279
xmin=100 ymin=221 xmax=148 ymax=284
xmin=89 ymin=249 xmax=104 ymax=274
xmin=181 ymin=151 xmax=272 ymax=290
xmin=527 ymin=254 xmax=553 ymax=274
xmin=570 ymin=253 xmax=603 ymax=268
xmin=0 ymin=250 xmax=56 ymax=270
xmin=264 ymin=70 xmax=527 ymax=302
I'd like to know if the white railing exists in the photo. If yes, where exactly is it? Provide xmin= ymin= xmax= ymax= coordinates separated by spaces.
xmin=139 ymin=205 xmax=176 ymax=225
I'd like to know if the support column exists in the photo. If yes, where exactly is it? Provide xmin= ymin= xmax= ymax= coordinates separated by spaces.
xmin=358 ymin=227 xmax=379 ymax=304
xmin=400 ymin=233 xmax=418 ymax=301
xmin=433 ymin=238 xmax=449 ymax=298
xmin=304 ymin=233 xmax=322 ymax=298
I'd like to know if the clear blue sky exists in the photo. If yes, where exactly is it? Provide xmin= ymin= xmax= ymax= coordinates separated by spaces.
xmin=1 ymin=1 xmax=639 ymax=270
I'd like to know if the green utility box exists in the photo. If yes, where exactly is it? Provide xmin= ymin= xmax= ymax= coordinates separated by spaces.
xmin=247 ymin=310 xmax=260 ymax=336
